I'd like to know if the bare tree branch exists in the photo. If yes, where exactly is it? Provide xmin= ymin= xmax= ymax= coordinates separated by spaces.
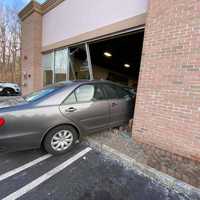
xmin=0 ymin=2 xmax=21 ymax=83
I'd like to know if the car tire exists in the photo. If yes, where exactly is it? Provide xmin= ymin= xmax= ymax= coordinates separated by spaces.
xmin=43 ymin=125 xmax=78 ymax=155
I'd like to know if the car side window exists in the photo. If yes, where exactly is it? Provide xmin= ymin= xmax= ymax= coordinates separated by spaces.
xmin=93 ymin=85 xmax=105 ymax=101
xmin=75 ymin=85 xmax=95 ymax=103
xmin=63 ymin=92 xmax=77 ymax=104
xmin=117 ymin=87 xmax=131 ymax=99
xmin=103 ymin=84 xmax=119 ymax=99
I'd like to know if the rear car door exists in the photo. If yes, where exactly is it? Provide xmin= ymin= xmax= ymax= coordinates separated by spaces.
xmin=59 ymin=84 xmax=110 ymax=134
xmin=102 ymin=84 xmax=133 ymax=127
xmin=116 ymin=86 xmax=134 ymax=121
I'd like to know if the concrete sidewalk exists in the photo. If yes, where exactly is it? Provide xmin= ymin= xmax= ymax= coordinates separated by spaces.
xmin=85 ymin=129 xmax=200 ymax=197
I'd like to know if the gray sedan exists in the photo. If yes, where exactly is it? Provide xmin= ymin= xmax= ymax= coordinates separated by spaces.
xmin=0 ymin=80 xmax=133 ymax=155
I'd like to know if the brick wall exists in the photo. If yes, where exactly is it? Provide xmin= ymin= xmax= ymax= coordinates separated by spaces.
xmin=133 ymin=0 xmax=200 ymax=161
xmin=21 ymin=11 xmax=43 ymax=95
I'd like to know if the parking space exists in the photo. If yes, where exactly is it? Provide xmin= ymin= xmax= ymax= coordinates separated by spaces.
xmin=0 ymin=144 xmax=197 ymax=200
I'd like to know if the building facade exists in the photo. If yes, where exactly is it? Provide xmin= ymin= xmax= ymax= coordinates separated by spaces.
xmin=19 ymin=0 xmax=200 ymax=169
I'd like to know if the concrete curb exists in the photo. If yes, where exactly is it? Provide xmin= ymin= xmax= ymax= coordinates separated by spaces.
xmin=85 ymin=137 xmax=200 ymax=199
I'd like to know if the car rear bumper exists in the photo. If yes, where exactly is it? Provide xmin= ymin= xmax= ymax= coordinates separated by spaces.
xmin=0 ymin=132 xmax=42 ymax=152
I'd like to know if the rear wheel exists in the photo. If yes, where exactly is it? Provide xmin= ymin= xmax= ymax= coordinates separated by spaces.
xmin=43 ymin=125 xmax=78 ymax=155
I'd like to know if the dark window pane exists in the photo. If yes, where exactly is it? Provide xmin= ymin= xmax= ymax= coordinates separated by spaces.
xmin=117 ymin=87 xmax=130 ymax=99
xmin=103 ymin=84 xmax=118 ymax=99
xmin=93 ymin=85 xmax=105 ymax=100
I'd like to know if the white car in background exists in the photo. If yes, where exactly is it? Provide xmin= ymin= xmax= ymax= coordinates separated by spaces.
xmin=0 ymin=82 xmax=21 ymax=96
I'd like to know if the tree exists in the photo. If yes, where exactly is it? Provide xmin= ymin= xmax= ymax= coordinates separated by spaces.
xmin=0 ymin=1 xmax=21 ymax=84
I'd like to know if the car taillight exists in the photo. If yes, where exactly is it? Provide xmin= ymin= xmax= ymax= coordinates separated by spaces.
xmin=0 ymin=118 xmax=5 ymax=127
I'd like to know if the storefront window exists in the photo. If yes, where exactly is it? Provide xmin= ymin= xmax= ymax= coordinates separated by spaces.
xmin=42 ymin=44 xmax=93 ymax=86
xmin=55 ymin=48 xmax=69 ymax=83
xmin=69 ymin=44 xmax=93 ymax=80
xmin=42 ymin=52 xmax=54 ymax=86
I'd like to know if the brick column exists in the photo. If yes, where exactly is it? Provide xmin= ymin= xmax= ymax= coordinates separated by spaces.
xmin=133 ymin=0 xmax=200 ymax=161
xmin=19 ymin=2 xmax=43 ymax=94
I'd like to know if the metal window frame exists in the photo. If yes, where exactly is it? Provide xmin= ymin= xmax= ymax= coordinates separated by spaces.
xmin=67 ymin=25 xmax=145 ymax=48
xmin=65 ymin=48 xmax=70 ymax=80
xmin=52 ymin=50 xmax=55 ymax=84
xmin=85 ymin=43 xmax=94 ymax=80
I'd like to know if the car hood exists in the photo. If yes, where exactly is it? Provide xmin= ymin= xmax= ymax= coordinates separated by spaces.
xmin=0 ymin=97 xmax=27 ymax=108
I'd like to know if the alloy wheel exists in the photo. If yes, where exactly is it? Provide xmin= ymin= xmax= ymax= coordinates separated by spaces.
xmin=51 ymin=130 xmax=73 ymax=151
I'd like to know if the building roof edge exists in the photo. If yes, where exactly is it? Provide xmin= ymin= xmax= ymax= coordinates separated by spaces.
xmin=18 ymin=0 xmax=65 ymax=21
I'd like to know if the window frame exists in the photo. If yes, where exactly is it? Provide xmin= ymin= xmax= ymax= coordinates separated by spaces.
xmin=43 ymin=43 xmax=93 ymax=87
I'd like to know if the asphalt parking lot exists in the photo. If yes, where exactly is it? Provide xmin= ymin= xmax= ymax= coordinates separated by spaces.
xmin=0 ymin=144 xmax=198 ymax=200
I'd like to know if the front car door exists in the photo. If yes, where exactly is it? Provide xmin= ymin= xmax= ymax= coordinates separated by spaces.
xmin=59 ymin=83 xmax=109 ymax=134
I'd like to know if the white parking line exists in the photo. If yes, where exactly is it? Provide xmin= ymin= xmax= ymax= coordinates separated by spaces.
xmin=2 ymin=147 xmax=92 ymax=200
xmin=0 ymin=154 xmax=52 ymax=182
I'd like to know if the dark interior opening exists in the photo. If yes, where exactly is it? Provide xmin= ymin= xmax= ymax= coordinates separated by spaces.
xmin=89 ymin=30 xmax=144 ymax=91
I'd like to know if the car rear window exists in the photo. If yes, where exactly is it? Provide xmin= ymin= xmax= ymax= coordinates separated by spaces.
xmin=24 ymin=87 xmax=58 ymax=102
xmin=24 ymin=81 xmax=74 ymax=102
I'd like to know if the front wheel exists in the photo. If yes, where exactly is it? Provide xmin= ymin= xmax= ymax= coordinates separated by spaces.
xmin=43 ymin=125 xmax=78 ymax=155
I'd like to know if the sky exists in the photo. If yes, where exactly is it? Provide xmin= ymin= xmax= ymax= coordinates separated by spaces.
xmin=2 ymin=0 xmax=46 ymax=11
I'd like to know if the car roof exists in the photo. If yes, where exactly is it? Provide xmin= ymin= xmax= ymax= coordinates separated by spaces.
xmin=59 ymin=80 xmax=127 ymax=88
xmin=29 ymin=80 xmax=112 ymax=105
xmin=26 ymin=80 xmax=132 ymax=106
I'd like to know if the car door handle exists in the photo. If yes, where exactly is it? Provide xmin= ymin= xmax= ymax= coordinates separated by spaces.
xmin=112 ymin=102 xmax=118 ymax=107
xmin=65 ymin=107 xmax=77 ymax=112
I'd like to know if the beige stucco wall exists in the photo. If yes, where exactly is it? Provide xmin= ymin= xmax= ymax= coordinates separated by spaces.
xmin=42 ymin=0 xmax=148 ymax=47
xmin=20 ymin=0 xmax=148 ymax=94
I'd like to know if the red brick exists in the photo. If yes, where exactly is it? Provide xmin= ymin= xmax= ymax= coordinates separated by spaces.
xmin=133 ymin=0 xmax=200 ymax=162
